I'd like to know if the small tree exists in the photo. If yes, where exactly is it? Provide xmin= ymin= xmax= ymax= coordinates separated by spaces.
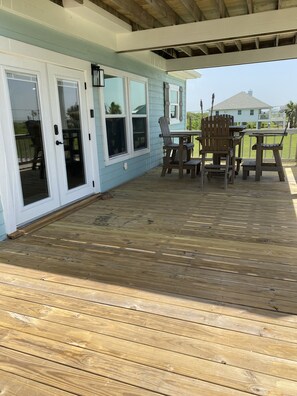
xmin=285 ymin=101 xmax=297 ymax=127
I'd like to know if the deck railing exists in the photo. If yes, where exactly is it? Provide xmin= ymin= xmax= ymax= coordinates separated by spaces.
xmin=240 ymin=129 xmax=297 ymax=160
xmin=15 ymin=134 xmax=35 ymax=165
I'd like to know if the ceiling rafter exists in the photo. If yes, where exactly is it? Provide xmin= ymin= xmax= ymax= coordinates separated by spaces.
xmin=215 ymin=0 xmax=229 ymax=18
xmin=235 ymin=40 xmax=242 ymax=51
xmin=216 ymin=42 xmax=225 ymax=53
xmin=98 ymin=0 xmax=162 ymax=29
xmin=179 ymin=0 xmax=205 ymax=21
xmin=177 ymin=46 xmax=193 ymax=56
xmin=197 ymin=44 xmax=209 ymax=55
xmin=246 ymin=0 xmax=253 ymax=14
xmin=50 ymin=1 xmax=297 ymax=66
xmin=141 ymin=0 xmax=184 ymax=26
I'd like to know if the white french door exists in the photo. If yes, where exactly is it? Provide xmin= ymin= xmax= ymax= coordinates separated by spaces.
xmin=47 ymin=64 xmax=94 ymax=206
xmin=0 ymin=55 xmax=94 ymax=227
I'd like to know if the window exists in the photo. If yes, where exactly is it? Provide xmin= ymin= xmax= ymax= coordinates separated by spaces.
xmin=104 ymin=75 xmax=127 ymax=158
xmin=103 ymin=71 xmax=148 ymax=161
xmin=250 ymin=109 xmax=254 ymax=115
xmin=215 ymin=111 xmax=219 ymax=116
xmin=130 ymin=80 xmax=148 ymax=151
xmin=164 ymin=83 xmax=183 ymax=124
xmin=238 ymin=110 xmax=242 ymax=115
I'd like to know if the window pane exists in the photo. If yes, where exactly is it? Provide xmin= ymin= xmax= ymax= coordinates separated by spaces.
xmin=170 ymin=90 xmax=178 ymax=103
xmin=106 ymin=118 xmax=127 ymax=157
xmin=104 ymin=75 xmax=125 ymax=115
xmin=57 ymin=79 xmax=86 ymax=190
xmin=132 ymin=117 xmax=147 ymax=150
xmin=7 ymin=72 xmax=49 ymax=206
xmin=170 ymin=105 xmax=178 ymax=119
xmin=130 ymin=80 xmax=146 ymax=114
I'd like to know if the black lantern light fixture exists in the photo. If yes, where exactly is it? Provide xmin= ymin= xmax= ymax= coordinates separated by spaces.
xmin=91 ymin=64 xmax=105 ymax=87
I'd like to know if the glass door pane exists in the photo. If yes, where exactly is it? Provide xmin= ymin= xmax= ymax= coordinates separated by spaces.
xmin=6 ymin=72 xmax=49 ymax=206
xmin=57 ymin=79 xmax=86 ymax=190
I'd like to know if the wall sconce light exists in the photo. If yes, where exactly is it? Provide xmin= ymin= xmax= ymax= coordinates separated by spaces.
xmin=91 ymin=64 xmax=105 ymax=87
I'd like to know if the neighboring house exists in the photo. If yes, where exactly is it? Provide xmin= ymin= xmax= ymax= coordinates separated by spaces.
xmin=0 ymin=2 xmax=199 ymax=240
xmin=212 ymin=91 xmax=286 ymax=128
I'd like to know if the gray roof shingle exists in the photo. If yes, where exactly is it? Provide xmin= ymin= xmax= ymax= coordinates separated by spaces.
xmin=212 ymin=91 xmax=272 ymax=110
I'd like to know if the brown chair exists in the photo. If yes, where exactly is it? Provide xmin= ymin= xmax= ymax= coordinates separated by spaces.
xmin=158 ymin=116 xmax=194 ymax=177
xmin=198 ymin=115 xmax=235 ymax=189
xmin=25 ymin=120 xmax=45 ymax=178
xmin=251 ymin=121 xmax=289 ymax=182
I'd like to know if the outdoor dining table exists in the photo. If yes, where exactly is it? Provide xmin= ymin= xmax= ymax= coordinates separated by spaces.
xmin=170 ymin=127 xmax=246 ymax=179
xmin=170 ymin=130 xmax=201 ymax=178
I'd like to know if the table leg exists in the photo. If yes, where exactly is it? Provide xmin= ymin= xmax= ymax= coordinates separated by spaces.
xmin=255 ymin=136 xmax=263 ymax=181
xmin=179 ymin=136 xmax=184 ymax=178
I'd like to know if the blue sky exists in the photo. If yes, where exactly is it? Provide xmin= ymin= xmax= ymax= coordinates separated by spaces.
xmin=186 ymin=59 xmax=297 ymax=112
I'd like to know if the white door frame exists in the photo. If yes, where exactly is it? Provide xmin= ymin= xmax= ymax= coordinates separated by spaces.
xmin=47 ymin=64 xmax=95 ymax=206
xmin=0 ymin=39 xmax=100 ymax=234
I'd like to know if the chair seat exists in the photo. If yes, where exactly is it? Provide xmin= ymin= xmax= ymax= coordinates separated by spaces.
xmin=252 ymin=143 xmax=282 ymax=150
xmin=164 ymin=142 xmax=194 ymax=150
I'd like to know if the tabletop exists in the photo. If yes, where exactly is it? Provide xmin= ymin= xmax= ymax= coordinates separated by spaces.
xmin=170 ymin=130 xmax=201 ymax=137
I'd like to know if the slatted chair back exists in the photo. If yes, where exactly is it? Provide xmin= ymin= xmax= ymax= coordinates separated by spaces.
xmin=158 ymin=116 xmax=173 ymax=147
xmin=279 ymin=114 xmax=292 ymax=146
xmin=200 ymin=115 xmax=232 ymax=153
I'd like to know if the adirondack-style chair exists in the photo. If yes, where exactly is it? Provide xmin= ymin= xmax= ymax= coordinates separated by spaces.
xmin=198 ymin=115 xmax=235 ymax=189
xmin=158 ymin=116 xmax=194 ymax=177
xmin=243 ymin=111 xmax=293 ymax=181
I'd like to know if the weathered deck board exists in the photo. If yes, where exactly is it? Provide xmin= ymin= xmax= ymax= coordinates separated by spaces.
xmin=0 ymin=165 xmax=296 ymax=395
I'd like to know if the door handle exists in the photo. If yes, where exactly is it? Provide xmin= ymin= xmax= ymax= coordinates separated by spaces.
xmin=55 ymin=140 xmax=64 ymax=145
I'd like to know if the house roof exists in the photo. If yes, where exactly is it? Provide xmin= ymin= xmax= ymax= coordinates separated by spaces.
xmin=212 ymin=91 xmax=272 ymax=110
xmin=48 ymin=0 xmax=297 ymax=72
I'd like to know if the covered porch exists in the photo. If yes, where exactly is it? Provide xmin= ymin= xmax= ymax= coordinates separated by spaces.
xmin=0 ymin=165 xmax=297 ymax=395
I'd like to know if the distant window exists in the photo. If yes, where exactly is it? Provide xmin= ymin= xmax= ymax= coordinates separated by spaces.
xmin=250 ymin=109 xmax=254 ymax=115
xmin=238 ymin=110 xmax=242 ymax=115
xmin=164 ymin=83 xmax=183 ymax=124
xmin=215 ymin=111 xmax=219 ymax=116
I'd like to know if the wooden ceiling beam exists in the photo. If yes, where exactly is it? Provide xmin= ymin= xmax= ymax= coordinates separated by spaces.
xmin=165 ymin=44 xmax=297 ymax=71
xmin=116 ymin=8 xmax=297 ymax=52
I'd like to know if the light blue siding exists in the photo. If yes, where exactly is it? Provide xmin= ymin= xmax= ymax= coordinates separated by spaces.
xmin=0 ymin=9 xmax=186 ymax=193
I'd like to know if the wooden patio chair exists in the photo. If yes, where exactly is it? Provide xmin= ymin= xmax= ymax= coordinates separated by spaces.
xmin=250 ymin=113 xmax=292 ymax=181
xmin=198 ymin=115 xmax=235 ymax=189
xmin=158 ymin=116 xmax=194 ymax=177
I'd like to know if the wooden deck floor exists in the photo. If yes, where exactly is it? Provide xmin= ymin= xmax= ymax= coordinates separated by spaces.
xmin=0 ymin=165 xmax=297 ymax=395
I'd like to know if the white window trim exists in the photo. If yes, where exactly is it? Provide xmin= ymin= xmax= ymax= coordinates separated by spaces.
xmin=169 ymin=83 xmax=180 ymax=124
xmin=101 ymin=67 xmax=150 ymax=166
